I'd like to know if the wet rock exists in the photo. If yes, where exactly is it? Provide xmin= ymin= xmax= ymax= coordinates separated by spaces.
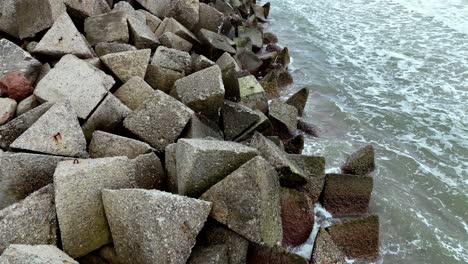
xmin=288 ymin=154 xmax=326 ymax=203
xmin=34 ymin=54 xmax=115 ymax=119
xmin=341 ymin=145 xmax=375 ymax=175
xmin=322 ymin=173 xmax=373 ymax=217
xmin=34 ymin=12 xmax=94 ymax=59
xmin=263 ymin=32 xmax=278 ymax=44
xmin=197 ymin=3 xmax=225 ymax=32
xmin=200 ymin=29 xmax=236 ymax=54
xmin=0 ymin=185 xmax=57 ymax=253
xmin=82 ymin=93 xmax=131 ymax=140
xmin=0 ymin=0 xmax=19 ymax=38
xmin=250 ymin=132 xmax=307 ymax=187
xmin=327 ymin=215 xmax=380 ymax=261
xmin=188 ymin=244 xmax=229 ymax=264
xmin=0 ymin=39 xmax=42 ymax=83
xmin=64 ymin=0 xmax=110 ymax=19
xmin=12 ymin=101 xmax=87 ymax=157
xmin=216 ymin=52 xmax=241 ymax=101
xmin=222 ymin=100 xmax=260 ymax=140
xmin=260 ymin=70 xmax=281 ymax=99
xmin=238 ymin=75 xmax=268 ymax=112
xmin=269 ymin=99 xmax=298 ymax=130
xmin=196 ymin=221 xmax=249 ymax=264
xmin=239 ymin=26 xmax=263 ymax=49
xmin=278 ymin=47 xmax=290 ymax=68
xmin=283 ymin=132 xmax=304 ymax=154
xmin=160 ymin=32 xmax=193 ymax=52
xmin=201 ymin=156 xmax=282 ymax=246
xmin=280 ymin=188 xmax=314 ymax=246
xmin=128 ymin=16 xmax=160 ymax=49
xmin=139 ymin=9 xmax=162 ymax=32
xmin=102 ymin=189 xmax=211 ymax=264
xmin=101 ymin=49 xmax=151 ymax=82
xmin=84 ymin=11 xmax=129 ymax=46
xmin=54 ymin=156 xmax=148 ymax=258
xmin=0 ymin=72 xmax=33 ymax=101
xmin=297 ymin=118 xmax=320 ymax=138
xmin=285 ymin=88 xmax=309 ymax=116
xmin=247 ymin=244 xmax=308 ymax=264
xmin=151 ymin=46 xmax=192 ymax=74
xmin=0 ymin=98 xmax=17 ymax=125
xmin=123 ymin=90 xmax=193 ymax=152
xmin=114 ymin=76 xmax=155 ymax=110
xmin=89 ymin=131 xmax=152 ymax=159
xmin=145 ymin=64 xmax=185 ymax=93
xmin=174 ymin=65 xmax=224 ymax=118
xmin=0 ymin=244 xmax=78 ymax=264
xmin=15 ymin=95 xmax=40 ymax=117
xmin=16 ymin=0 xmax=66 ymax=39
xmin=191 ymin=54 xmax=215 ymax=72
xmin=176 ymin=138 xmax=258 ymax=197
xmin=311 ymin=228 xmax=346 ymax=264
xmin=95 ymin=42 xmax=137 ymax=57
xmin=0 ymin=103 xmax=53 ymax=149
xmin=235 ymin=49 xmax=263 ymax=74
xmin=183 ymin=113 xmax=224 ymax=140
xmin=155 ymin=17 xmax=200 ymax=44
xmin=0 ymin=152 xmax=69 ymax=209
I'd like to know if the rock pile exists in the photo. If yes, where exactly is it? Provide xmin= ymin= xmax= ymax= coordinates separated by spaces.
xmin=0 ymin=0 xmax=379 ymax=263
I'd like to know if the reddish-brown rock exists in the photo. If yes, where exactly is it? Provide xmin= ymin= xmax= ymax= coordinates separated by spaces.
xmin=311 ymin=228 xmax=345 ymax=264
xmin=247 ymin=244 xmax=307 ymax=264
xmin=280 ymin=188 xmax=314 ymax=246
xmin=322 ymin=173 xmax=373 ymax=217
xmin=341 ymin=145 xmax=375 ymax=176
xmin=327 ymin=215 xmax=380 ymax=261
xmin=0 ymin=72 xmax=33 ymax=101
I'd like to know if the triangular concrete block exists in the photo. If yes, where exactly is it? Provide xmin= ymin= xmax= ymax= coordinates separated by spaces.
xmin=10 ymin=101 xmax=87 ymax=157
xmin=34 ymin=12 xmax=94 ymax=59
xmin=101 ymin=49 xmax=151 ymax=82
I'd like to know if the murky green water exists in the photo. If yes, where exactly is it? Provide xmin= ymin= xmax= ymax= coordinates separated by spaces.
xmin=267 ymin=0 xmax=468 ymax=262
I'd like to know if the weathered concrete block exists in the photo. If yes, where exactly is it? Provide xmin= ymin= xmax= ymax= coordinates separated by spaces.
xmin=133 ymin=152 xmax=166 ymax=190
xmin=216 ymin=53 xmax=241 ymax=101
xmin=89 ymin=131 xmax=153 ymax=158
xmin=0 ymin=98 xmax=16 ymax=125
xmin=139 ymin=9 xmax=162 ymax=32
xmin=102 ymin=189 xmax=212 ymax=264
xmin=123 ymin=90 xmax=193 ymax=152
xmin=246 ymin=244 xmax=307 ymax=264
xmin=0 ymin=0 xmax=19 ymax=38
xmin=235 ymin=49 xmax=263 ymax=74
xmin=174 ymin=65 xmax=224 ymax=118
xmin=11 ymin=101 xmax=88 ymax=158
xmin=269 ymin=99 xmax=298 ymax=130
xmin=327 ymin=215 xmax=379 ymax=261
xmin=165 ymin=143 xmax=178 ymax=192
xmin=54 ymin=157 xmax=144 ymax=258
xmin=176 ymin=138 xmax=258 ymax=197
xmin=167 ymin=0 xmax=200 ymax=31
xmin=312 ymin=228 xmax=345 ymax=264
xmin=0 ymin=185 xmax=57 ymax=254
xmin=0 ymin=152 xmax=69 ymax=209
xmin=84 ymin=11 xmax=129 ymax=45
xmin=222 ymin=100 xmax=260 ymax=140
xmin=114 ymin=76 xmax=155 ymax=110
xmin=288 ymin=154 xmax=325 ymax=203
xmin=95 ymin=42 xmax=137 ymax=57
xmin=101 ymin=49 xmax=151 ymax=83
xmin=145 ymin=64 xmax=185 ymax=93
xmin=250 ymin=132 xmax=306 ymax=187
xmin=238 ymin=75 xmax=268 ymax=112
xmin=16 ymin=0 xmax=66 ymax=39
xmin=64 ymin=0 xmax=110 ymax=19
xmin=285 ymin=88 xmax=309 ymax=116
xmin=188 ymin=244 xmax=229 ymax=264
xmin=155 ymin=17 xmax=200 ymax=44
xmin=0 ymin=245 xmax=77 ymax=264
xmin=200 ymin=29 xmax=236 ymax=54
xmin=191 ymin=54 xmax=215 ymax=72
xmin=0 ymin=103 xmax=52 ymax=149
xmin=160 ymin=32 xmax=193 ymax=52
xmin=238 ymin=26 xmax=263 ymax=49
xmin=322 ymin=173 xmax=373 ymax=217
xmin=235 ymin=110 xmax=273 ymax=142
xmin=0 ymin=39 xmax=42 ymax=83
xmin=341 ymin=145 xmax=375 ymax=176
xmin=34 ymin=12 xmax=94 ymax=59
xmin=280 ymin=188 xmax=314 ymax=247
xmin=34 ymin=54 xmax=115 ymax=119
xmin=201 ymin=156 xmax=282 ymax=246
xmin=151 ymin=46 xmax=192 ymax=74
xmin=196 ymin=3 xmax=224 ymax=32
xmin=182 ymin=113 xmax=224 ymax=140
xmin=135 ymin=0 xmax=171 ymax=18
xmin=112 ymin=1 xmax=145 ymax=23
xmin=16 ymin=95 xmax=39 ymax=117
xmin=128 ymin=16 xmax=160 ymax=49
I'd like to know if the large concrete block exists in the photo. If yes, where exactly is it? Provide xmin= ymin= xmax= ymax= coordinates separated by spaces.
xmin=341 ymin=145 xmax=375 ymax=176
xmin=101 ymin=49 xmax=151 ymax=83
xmin=84 ymin=11 xmax=129 ymax=45
xmin=0 ymin=39 xmax=42 ymax=83
xmin=114 ymin=76 xmax=155 ymax=110
xmin=0 ymin=244 xmax=78 ymax=264
xmin=222 ymin=101 xmax=260 ymax=140
xmin=16 ymin=0 xmax=66 ymax=39
xmin=151 ymin=46 xmax=192 ymax=74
